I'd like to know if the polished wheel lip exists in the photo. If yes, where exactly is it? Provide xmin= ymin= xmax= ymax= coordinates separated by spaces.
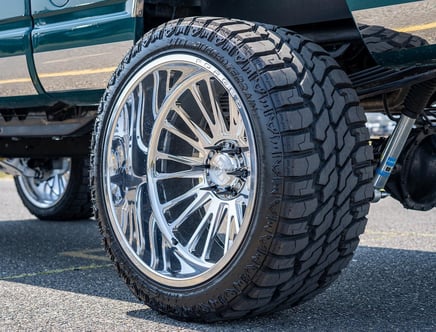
xmin=16 ymin=158 xmax=71 ymax=209
xmin=101 ymin=53 xmax=258 ymax=287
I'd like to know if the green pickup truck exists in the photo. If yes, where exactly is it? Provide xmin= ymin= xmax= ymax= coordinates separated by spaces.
xmin=0 ymin=0 xmax=435 ymax=322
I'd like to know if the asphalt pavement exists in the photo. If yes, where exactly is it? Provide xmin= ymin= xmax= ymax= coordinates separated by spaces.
xmin=0 ymin=178 xmax=435 ymax=331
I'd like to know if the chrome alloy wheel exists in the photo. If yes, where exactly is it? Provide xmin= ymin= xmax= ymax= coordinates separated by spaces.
xmin=102 ymin=54 xmax=257 ymax=287
xmin=16 ymin=158 xmax=71 ymax=209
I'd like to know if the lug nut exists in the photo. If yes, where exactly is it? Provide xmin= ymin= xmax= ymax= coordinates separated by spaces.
xmin=200 ymin=185 xmax=218 ymax=191
xmin=205 ymin=145 xmax=223 ymax=151
xmin=227 ymin=167 xmax=249 ymax=178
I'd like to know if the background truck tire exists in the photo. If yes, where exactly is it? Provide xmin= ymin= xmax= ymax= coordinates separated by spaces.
xmin=92 ymin=17 xmax=373 ymax=322
xmin=359 ymin=24 xmax=429 ymax=53
xmin=15 ymin=157 xmax=92 ymax=221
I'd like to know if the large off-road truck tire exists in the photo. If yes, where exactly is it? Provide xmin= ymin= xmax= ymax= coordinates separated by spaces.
xmin=359 ymin=24 xmax=428 ymax=53
xmin=15 ymin=157 xmax=92 ymax=221
xmin=91 ymin=17 xmax=373 ymax=322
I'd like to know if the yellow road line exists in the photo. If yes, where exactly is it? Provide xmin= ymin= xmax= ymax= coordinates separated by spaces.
xmin=0 ymin=263 xmax=112 ymax=281
xmin=0 ymin=66 xmax=116 ymax=85
xmin=61 ymin=248 xmax=110 ymax=262
xmin=0 ymin=77 xmax=32 ymax=84
xmin=39 ymin=66 xmax=116 ymax=78
xmin=395 ymin=21 xmax=436 ymax=33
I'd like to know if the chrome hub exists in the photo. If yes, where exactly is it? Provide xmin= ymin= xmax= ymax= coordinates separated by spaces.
xmin=205 ymin=141 xmax=248 ymax=199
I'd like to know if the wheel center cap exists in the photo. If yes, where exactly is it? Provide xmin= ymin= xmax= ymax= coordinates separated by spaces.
xmin=208 ymin=154 xmax=236 ymax=186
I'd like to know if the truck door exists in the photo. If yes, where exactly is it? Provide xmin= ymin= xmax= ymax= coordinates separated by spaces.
xmin=0 ymin=2 xmax=38 ymax=99
xmin=30 ymin=0 xmax=139 ymax=95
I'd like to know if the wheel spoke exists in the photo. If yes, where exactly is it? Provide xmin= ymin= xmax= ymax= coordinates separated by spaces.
xmin=133 ymin=81 xmax=149 ymax=155
xmin=161 ymin=236 xmax=171 ymax=272
xmin=190 ymin=83 xmax=216 ymax=134
xmin=161 ymin=183 xmax=204 ymax=211
xmin=156 ymin=151 xmax=204 ymax=167
xmin=149 ymin=213 xmax=212 ymax=274
xmin=151 ymin=67 xmax=201 ymax=120
xmin=172 ymin=250 xmax=204 ymax=274
xmin=59 ymin=175 xmax=66 ymax=195
xmin=152 ymin=71 xmax=161 ymax=120
xmin=110 ymin=87 xmax=148 ymax=192
xmin=223 ymin=200 xmax=243 ymax=254
xmin=153 ymin=169 xmax=205 ymax=181
xmin=171 ymin=190 xmax=212 ymax=230
xmin=54 ymin=176 xmax=62 ymax=199
xmin=124 ymin=90 xmax=137 ymax=173
xmin=201 ymin=199 xmax=227 ymax=261
xmin=162 ymin=120 xmax=203 ymax=152
xmin=185 ymin=210 xmax=213 ymax=253
xmin=206 ymin=78 xmax=228 ymax=137
xmin=119 ymin=200 xmax=129 ymax=234
xmin=173 ymin=104 xmax=213 ymax=146
xmin=116 ymin=187 xmax=146 ymax=256
xmin=114 ymin=103 xmax=130 ymax=138
xmin=148 ymin=215 xmax=159 ymax=269
xmin=43 ymin=180 xmax=51 ymax=201
xmin=228 ymin=97 xmax=246 ymax=140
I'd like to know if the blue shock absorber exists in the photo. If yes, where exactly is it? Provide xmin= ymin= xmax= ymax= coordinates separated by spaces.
xmin=372 ymin=114 xmax=416 ymax=202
